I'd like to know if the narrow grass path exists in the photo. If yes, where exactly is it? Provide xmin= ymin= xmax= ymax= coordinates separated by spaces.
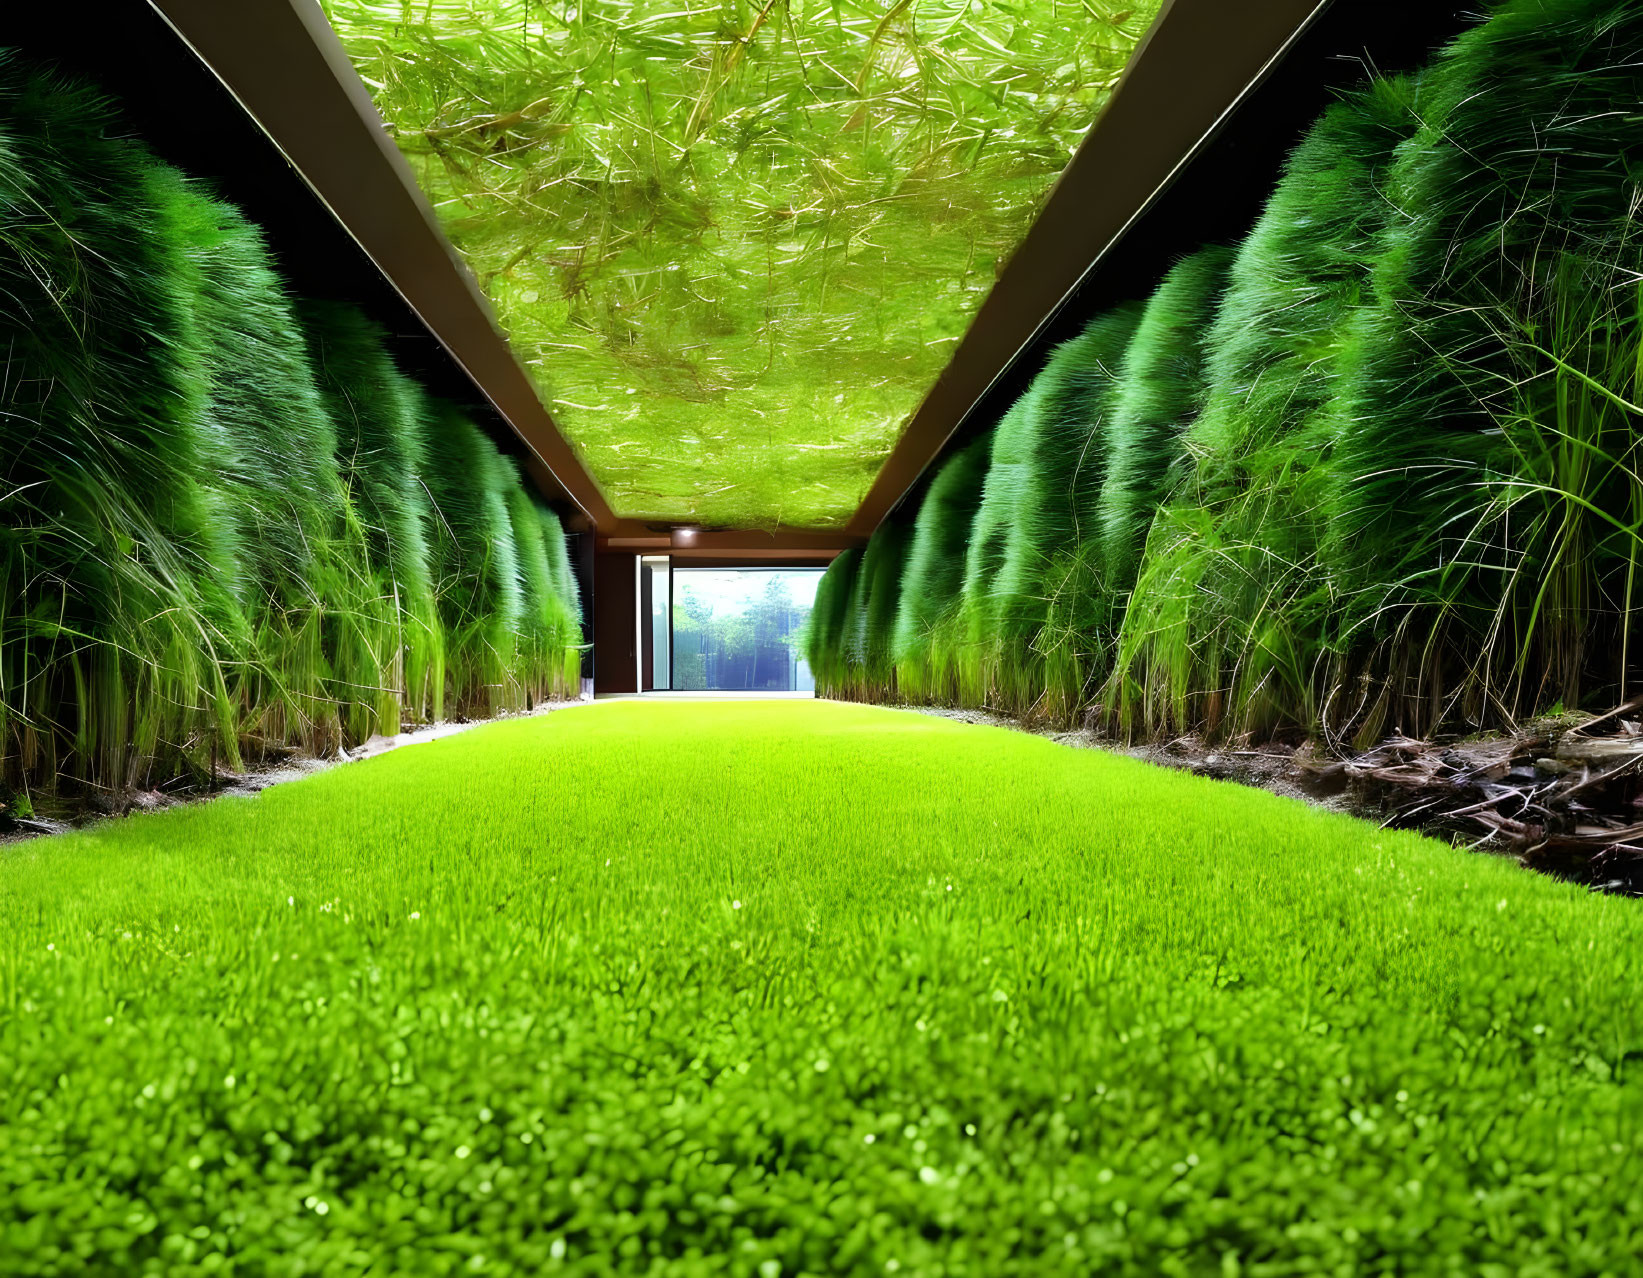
xmin=4 ymin=700 xmax=1642 ymax=1275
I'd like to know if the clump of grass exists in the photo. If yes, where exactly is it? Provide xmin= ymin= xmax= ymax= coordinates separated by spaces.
xmin=537 ymin=502 xmax=586 ymax=694
xmin=953 ymin=398 xmax=1036 ymax=706
xmin=1324 ymin=0 xmax=1643 ymax=740
xmin=838 ymin=516 xmax=914 ymax=698
xmin=423 ymin=402 xmax=526 ymax=717
xmin=539 ymin=505 xmax=582 ymax=630
xmin=5 ymin=699 xmax=1643 ymax=1273
xmin=1030 ymin=255 xmax=1234 ymax=724
xmin=300 ymin=301 xmax=445 ymax=734
xmin=988 ymin=306 xmax=1144 ymax=717
xmin=0 ymin=54 xmax=245 ymax=792
xmin=0 ymin=53 xmax=581 ymax=792
xmin=1095 ymin=247 xmax=1236 ymax=594
xmin=506 ymin=486 xmax=583 ymax=703
xmin=148 ymin=165 xmax=377 ymax=760
xmin=1110 ymin=79 xmax=1422 ymax=740
xmin=892 ymin=432 xmax=993 ymax=702
xmin=806 ymin=546 xmax=862 ymax=695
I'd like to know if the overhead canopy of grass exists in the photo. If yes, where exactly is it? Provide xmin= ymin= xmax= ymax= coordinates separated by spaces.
xmin=317 ymin=0 xmax=1161 ymax=528
xmin=6 ymin=699 xmax=1643 ymax=1272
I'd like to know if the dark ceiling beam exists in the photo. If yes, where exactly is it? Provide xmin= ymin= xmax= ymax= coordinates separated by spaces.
xmin=147 ymin=0 xmax=616 ymax=531
xmin=599 ymin=529 xmax=864 ymax=562
xmin=845 ymin=0 xmax=1329 ymax=538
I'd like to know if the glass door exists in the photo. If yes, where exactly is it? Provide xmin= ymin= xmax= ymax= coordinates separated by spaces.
xmin=665 ymin=566 xmax=821 ymax=692
xmin=639 ymin=555 xmax=671 ymax=691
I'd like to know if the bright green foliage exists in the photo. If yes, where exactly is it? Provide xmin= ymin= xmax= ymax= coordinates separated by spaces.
xmin=951 ymin=397 xmax=1034 ymax=703
xmin=892 ymin=432 xmax=992 ymax=700
xmin=926 ymin=307 xmax=1145 ymax=716
xmin=506 ymin=487 xmax=581 ymax=702
xmin=423 ymin=404 xmax=528 ymax=717
xmin=1324 ymin=0 xmax=1643 ymax=738
xmin=1095 ymin=247 xmax=1235 ymax=593
xmin=993 ymin=306 xmax=1145 ymax=717
xmin=843 ymin=516 xmax=913 ymax=695
xmin=301 ymin=301 xmax=445 ymax=730
xmin=318 ymin=0 xmax=1161 ymax=528
xmin=0 ymin=56 xmax=582 ymax=794
xmin=0 ymin=56 xmax=243 ymax=792
xmin=1024 ymin=257 xmax=1236 ymax=725
xmin=547 ymin=508 xmax=586 ymax=687
xmin=805 ymin=546 xmax=862 ymax=692
xmin=819 ymin=0 xmax=1643 ymax=738
xmin=539 ymin=505 xmax=583 ymax=633
xmin=1111 ymin=82 xmax=1420 ymax=740
xmin=528 ymin=500 xmax=586 ymax=696
xmin=5 ymin=699 xmax=1643 ymax=1273
xmin=152 ymin=171 xmax=372 ymax=758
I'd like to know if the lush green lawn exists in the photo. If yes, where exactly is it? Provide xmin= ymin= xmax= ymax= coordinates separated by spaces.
xmin=3 ymin=700 xmax=1642 ymax=1275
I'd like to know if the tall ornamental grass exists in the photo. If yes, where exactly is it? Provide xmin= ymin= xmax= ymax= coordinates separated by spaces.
xmin=539 ymin=503 xmax=583 ymax=646
xmin=990 ymin=306 xmax=1143 ymax=717
xmin=0 ymin=56 xmax=242 ymax=793
xmin=507 ymin=486 xmax=582 ymax=703
xmin=819 ymin=0 xmax=1643 ymax=744
xmin=0 ymin=53 xmax=582 ymax=798
xmin=840 ymin=516 xmax=914 ymax=698
xmin=1324 ymin=0 xmax=1643 ymax=742
xmin=1093 ymin=247 xmax=1236 ymax=596
xmin=423 ymin=403 xmax=527 ymax=718
xmin=953 ymin=398 xmax=1035 ymax=706
xmin=152 ymin=168 xmax=384 ymax=759
xmin=301 ymin=300 xmax=445 ymax=733
xmin=1111 ymin=80 xmax=1421 ymax=741
xmin=892 ymin=433 xmax=993 ymax=702
xmin=806 ymin=547 xmax=862 ymax=694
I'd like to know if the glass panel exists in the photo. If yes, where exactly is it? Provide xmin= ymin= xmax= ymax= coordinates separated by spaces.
xmin=641 ymin=555 xmax=671 ymax=690
xmin=671 ymin=569 xmax=821 ymax=692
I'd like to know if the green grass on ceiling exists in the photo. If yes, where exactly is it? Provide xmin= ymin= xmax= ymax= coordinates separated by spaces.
xmin=4 ymin=699 xmax=1642 ymax=1273
xmin=318 ymin=0 xmax=1161 ymax=529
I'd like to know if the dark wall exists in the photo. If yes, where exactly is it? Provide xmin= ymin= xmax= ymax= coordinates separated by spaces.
xmin=593 ymin=554 xmax=638 ymax=695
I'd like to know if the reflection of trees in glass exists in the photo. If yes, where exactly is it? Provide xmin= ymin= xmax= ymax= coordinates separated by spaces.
xmin=671 ymin=575 xmax=813 ymax=690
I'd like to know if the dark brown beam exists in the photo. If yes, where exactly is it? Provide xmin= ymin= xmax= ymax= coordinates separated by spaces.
xmin=148 ymin=0 xmax=617 ymax=529
xmin=599 ymin=529 xmax=861 ymax=562
xmin=846 ymin=0 xmax=1327 ymax=538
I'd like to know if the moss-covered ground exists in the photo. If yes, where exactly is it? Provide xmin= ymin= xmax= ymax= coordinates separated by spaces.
xmin=4 ymin=700 xmax=1641 ymax=1274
